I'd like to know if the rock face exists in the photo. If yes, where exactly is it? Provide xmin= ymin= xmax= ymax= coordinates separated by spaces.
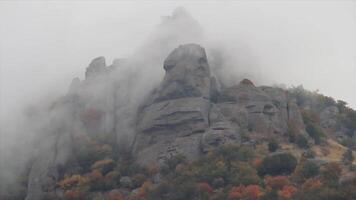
xmin=132 ymin=44 xmax=310 ymax=166
xmin=320 ymin=106 xmax=339 ymax=129
xmin=85 ymin=56 xmax=107 ymax=78
xmin=133 ymin=44 xmax=211 ymax=166
xmin=213 ymin=81 xmax=307 ymax=141
xmin=25 ymin=43 xmax=310 ymax=199
xmin=26 ymin=97 xmax=79 ymax=200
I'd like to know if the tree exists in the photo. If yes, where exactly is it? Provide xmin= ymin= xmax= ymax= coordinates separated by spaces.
xmin=197 ymin=182 xmax=214 ymax=200
xmin=299 ymin=161 xmax=320 ymax=179
xmin=268 ymin=139 xmax=279 ymax=152
xmin=257 ymin=153 xmax=297 ymax=176
xmin=321 ymin=162 xmax=342 ymax=187
xmin=228 ymin=185 xmax=262 ymax=200
xmin=278 ymin=185 xmax=297 ymax=200
xmin=264 ymin=176 xmax=290 ymax=190
xmin=295 ymin=135 xmax=309 ymax=149
xmin=342 ymin=149 xmax=354 ymax=164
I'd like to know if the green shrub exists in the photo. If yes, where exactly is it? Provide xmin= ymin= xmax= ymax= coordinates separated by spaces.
xmin=268 ymin=139 xmax=279 ymax=152
xmin=296 ymin=135 xmax=309 ymax=149
xmin=302 ymin=110 xmax=325 ymax=145
xmin=342 ymin=149 xmax=354 ymax=164
xmin=299 ymin=161 xmax=320 ymax=179
xmin=257 ymin=153 xmax=297 ymax=176
xmin=305 ymin=123 xmax=325 ymax=144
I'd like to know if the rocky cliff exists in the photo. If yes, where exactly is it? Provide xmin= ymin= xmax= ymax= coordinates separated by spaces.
xmin=21 ymin=43 xmax=356 ymax=200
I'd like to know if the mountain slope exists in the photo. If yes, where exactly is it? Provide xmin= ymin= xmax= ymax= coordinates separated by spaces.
xmin=8 ymin=43 xmax=353 ymax=200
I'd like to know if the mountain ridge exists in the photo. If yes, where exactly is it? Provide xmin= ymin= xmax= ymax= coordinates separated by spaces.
xmin=13 ymin=43 xmax=355 ymax=200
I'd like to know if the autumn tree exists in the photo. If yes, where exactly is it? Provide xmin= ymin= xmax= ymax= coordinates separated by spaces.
xmin=228 ymin=185 xmax=262 ymax=200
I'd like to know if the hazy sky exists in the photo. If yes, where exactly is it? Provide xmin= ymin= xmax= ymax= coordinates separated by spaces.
xmin=1 ymin=0 xmax=355 ymax=126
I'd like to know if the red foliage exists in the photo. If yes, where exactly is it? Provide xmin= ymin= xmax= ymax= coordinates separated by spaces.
xmin=197 ymin=182 xmax=214 ymax=194
xmin=251 ymin=158 xmax=262 ymax=168
xmin=129 ymin=181 xmax=153 ymax=200
xmin=302 ymin=178 xmax=322 ymax=190
xmin=63 ymin=189 xmax=85 ymax=200
xmin=264 ymin=176 xmax=290 ymax=190
xmin=278 ymin=185 xmax=297 ymax=200
xmin=88 ymin=169 xmax=103 ymax=182
xmin=228 ymin=185 xmax=262 ymax=200
xmin=58 ymin=174 xmax=88 ymax=190
xmin=107 ymin=190 xmax=126 ymax=200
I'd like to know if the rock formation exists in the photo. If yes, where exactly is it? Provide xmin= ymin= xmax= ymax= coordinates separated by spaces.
xmin=132 ymin=44 xmax=309 ymax=166
xmin=25 ymin=43 xmax=312 ymax=199
xmin=133 ymin=44 xmax=211 ymax=166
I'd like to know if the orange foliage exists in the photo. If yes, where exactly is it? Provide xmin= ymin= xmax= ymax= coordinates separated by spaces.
xmin=264 ymin=176 xmax=290 ymax=190
xmin=251 ymin=158 xmax=262 ymax=168
xmin=302 ymin=178 xmax=322 ymax=190
xmin=91 ymin=158 xmax=114 ymax=170
xmin=88 ymin=169 xmax=103 ymax=182
xmin=228 ymin=185 xmax=262 ymax=200
xmin=58 ymin=174 xmax=88 ymax=190
xmin=63 ymin=189 xmax=85 ymax=200
xmin=107 ymin=190 xmax=126 ymax=200
xmin=129 ymin=181 xmax=153 ymax=200
xmin=197 ymin=182 xmax=214 ymax=194
xmin=278 ymin=185 xmax=297 ymax=200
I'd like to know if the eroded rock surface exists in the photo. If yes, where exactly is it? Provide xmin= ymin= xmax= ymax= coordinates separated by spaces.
xmin=133 ymin=44 xmax=211 ymax=166
xmin=25 ymin=43 xmax=311 ymax=199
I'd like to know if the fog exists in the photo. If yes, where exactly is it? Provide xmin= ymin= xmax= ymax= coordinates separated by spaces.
xmin=0 ymin=0 xmax=355 ymax=193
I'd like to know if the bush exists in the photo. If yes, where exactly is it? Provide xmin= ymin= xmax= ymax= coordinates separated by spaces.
xmin=343 ymin=149 xmax=354 ymax=164
xmin=257 ymin=153 xmax=297 ymax=176
xmin=264 ymin=175 xmax=290 ymax=190
xmin=302 ymin=110 xmax=325 ymax=145
xmin=166 ymin=154 xmax=187 ymax=171
xmin=305 ymin=124 xmax=325 ymax=144
xmin=321 ymin=162 xmax=342 ymax=187
xmin=268 ymin=139 xmax=279 ymax=152
xmin=296 ymin=135 xmax=309 ymax=149
xmin=228 ymin=185 xmax=262 ymax=200
xmin=91 ymin=159 xmax=115 ymax=175
xmin=299 ymin=161 xmax=320 ymax=179
xmin=229 ymin=162 xmax=260 ymax=186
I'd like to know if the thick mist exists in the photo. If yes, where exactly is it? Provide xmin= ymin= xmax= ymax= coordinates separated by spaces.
xmin=1 ymin=1 xmax=355 ymax=193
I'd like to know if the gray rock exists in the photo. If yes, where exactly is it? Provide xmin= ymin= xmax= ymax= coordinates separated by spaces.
xmin=133 ymin=44 xmax=211 ymax=166
xmin=320 ymin=106 xmax=339 ymax=129
xmin=26 ymin=98 xmax=77 ymax=200
xmin=85 ymin=56 xmax=107 ymax=78
xmin=201 ymin=105 xmax=241 ymax=152
xmin=120 ymin=176 xmax=133 ymax=188
xmin=218 ymin=80 xmax=287 ymax=137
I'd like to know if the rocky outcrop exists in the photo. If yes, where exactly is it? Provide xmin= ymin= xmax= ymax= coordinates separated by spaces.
xmin=201 ymin=104 xmax=241 ymax=152
xmin=26 ymin=43 xmax=311 ymax=199
xmin=216 ymin=81 xmax=289 ymax=139
xmin=320 ymin=106 xmax=339 ymax=130
xmin=133 ymin=44 xmax=211 ymax=166
xmin=85 ymin=56 xmax=107 ymax=78
xmin=133 ymin=44 xmax=311 ymax=166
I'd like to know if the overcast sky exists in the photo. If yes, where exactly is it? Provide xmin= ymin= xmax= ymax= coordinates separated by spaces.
xmin=1 ymin=0 xmax=355 ymax=126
